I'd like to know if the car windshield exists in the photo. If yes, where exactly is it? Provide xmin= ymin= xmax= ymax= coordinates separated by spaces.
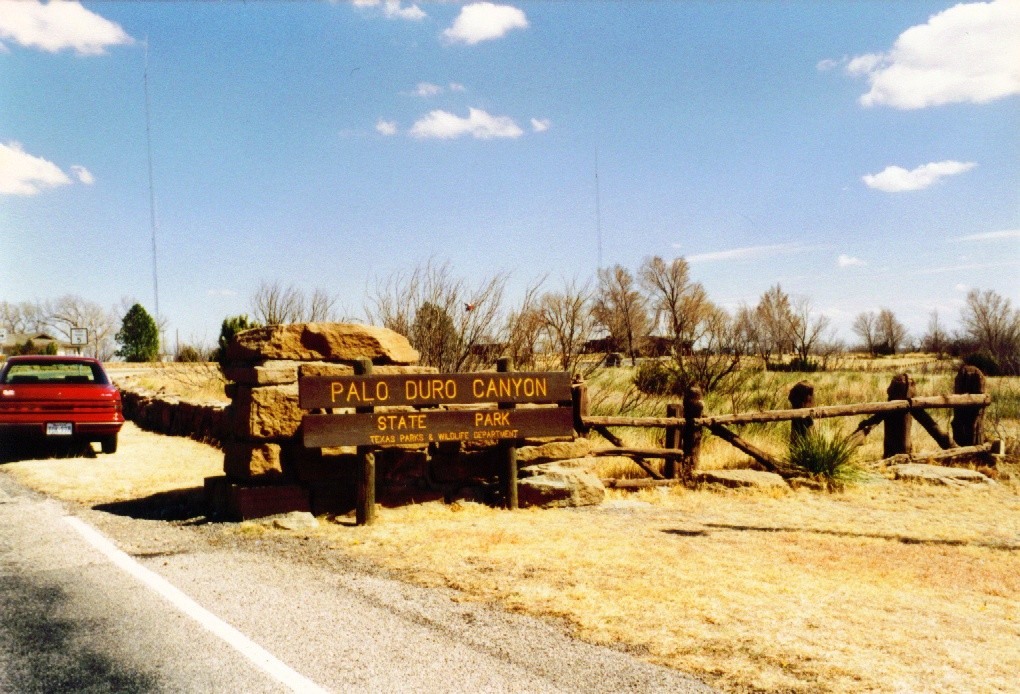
xmin=1 ymin=362 xmax=109 ymax=385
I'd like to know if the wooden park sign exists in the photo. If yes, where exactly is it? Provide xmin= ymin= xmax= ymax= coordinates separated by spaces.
xmin=300 ymin=371 xmax=575 ymax=448
xmin=299 ymin=363 xmax=576 ymax=524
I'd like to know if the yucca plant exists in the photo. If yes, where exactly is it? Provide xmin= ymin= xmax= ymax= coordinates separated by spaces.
xmin=787 ymin=429 xmax=863 ymax=492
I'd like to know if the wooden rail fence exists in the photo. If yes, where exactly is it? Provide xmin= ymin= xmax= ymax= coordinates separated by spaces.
xmin=578 ymin=365 xmax=996 ymax=482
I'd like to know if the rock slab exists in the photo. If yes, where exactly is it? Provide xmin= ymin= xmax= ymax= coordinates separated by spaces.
xmin=518 ymin=461 xmax=605 ymax=508
xmin=694 ymin=469 xmax=789 ymax=490
xmin=890 ymin=463 xmax=994 ymax=486
xmin=226 ymin=323 xmax=419 ymax=365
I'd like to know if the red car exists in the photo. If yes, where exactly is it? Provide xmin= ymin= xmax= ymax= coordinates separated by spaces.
xmin=0 ymin=355 xmax=124 ymax=454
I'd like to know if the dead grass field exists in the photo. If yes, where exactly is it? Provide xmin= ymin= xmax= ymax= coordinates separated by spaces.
xmin=4 ymin=360 xmax=1019 ymax=692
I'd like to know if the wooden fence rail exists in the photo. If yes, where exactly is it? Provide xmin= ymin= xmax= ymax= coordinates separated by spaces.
xmin=577 ymin=365 xmax=993 ymax=481
xmin=582 ymin=394 xmax=990 ymax=430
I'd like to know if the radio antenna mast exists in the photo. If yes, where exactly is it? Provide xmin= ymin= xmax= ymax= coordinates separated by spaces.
xmin=595 ymin=146 xmax=602 ymax=271
xmin=144 ymin=38 xmax=161 ymax=338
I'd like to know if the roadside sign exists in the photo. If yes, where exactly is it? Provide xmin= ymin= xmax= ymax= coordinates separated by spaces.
xmin=70 ymin=328 xmax=88 ymax=346
xmin=303 ymin=406 xmax=575 ymax=448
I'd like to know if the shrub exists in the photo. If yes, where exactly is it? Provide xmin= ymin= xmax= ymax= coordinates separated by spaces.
xmin=963 ymin=351 xmax=1000 ymax=377
xmin=175 ymin=344 xmax=204 ymax=363
xmin=634 ymin=359 xmax=679 ymax=395
xmin=787 ymin=430 xmax=862 ymax=491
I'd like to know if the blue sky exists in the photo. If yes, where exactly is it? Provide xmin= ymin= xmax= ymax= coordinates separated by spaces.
xmin=1 ymin=0 xmax=1018 ymax=346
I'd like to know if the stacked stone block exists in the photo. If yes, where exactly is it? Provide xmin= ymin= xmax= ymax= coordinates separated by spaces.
xmin=212 ymin=322 xmax=433 ymax=518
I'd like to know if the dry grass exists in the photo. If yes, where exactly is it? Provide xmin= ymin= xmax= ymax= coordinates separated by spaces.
xmin=301 ymin=483 xmax=1020 ymax=693
xmin=5 ymin=359 xmax=1020 ymax=692
xmin=1 ymin=421 xmax=221 ymax=504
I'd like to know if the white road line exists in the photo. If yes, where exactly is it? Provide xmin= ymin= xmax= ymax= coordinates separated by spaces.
xmin=64 ymin=516 xmax=329 ymax=694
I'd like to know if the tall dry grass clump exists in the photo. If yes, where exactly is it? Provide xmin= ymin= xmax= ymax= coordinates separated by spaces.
xmin=787 ymin=429 xmax=863 ymax=491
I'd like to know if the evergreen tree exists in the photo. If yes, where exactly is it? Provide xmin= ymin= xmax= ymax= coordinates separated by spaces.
xmin=115 ymin=304 xmax=159 ymax=362
xmin=215 ymin=314 xmax=261 ymax=364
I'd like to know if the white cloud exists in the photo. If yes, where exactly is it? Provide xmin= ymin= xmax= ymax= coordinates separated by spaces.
xmin=530 ymin=118 xmax=551 ymax=133
xmin=442 ymin=2 xmax=528 ymax=45
xmin=949 ymin=228 xmax=1020 ymax=242
xmin=845 ymin=0 xmax=1020 ymax=109
xmin=412 ymin=82 xmax=444 ymax=97
xmin=375 ymin=119 xmax=398 ymax=136
xmin=70 ymin=165 xmax=94 ymax=185
xmin=352 ymin=0 xmax=426 ymax=21
xmin=862 ymin=160 xmax=976 ymax=192
xmin=838 ymin=254 xmax=864 ymax=267
xmin=0 ymin=0 xmax=132 ymax=55
xmin=816 ymin=57 xmax=842 ymax=72
xmin=685 ymin=243 xmax=807 ymax=263
xmin=0 ymin=142 xmax=71 ymax=195
xmin=410 ymin=107 xmax=523 ymax=140
xmin=407 ymin=82 xmax=466 ymax=97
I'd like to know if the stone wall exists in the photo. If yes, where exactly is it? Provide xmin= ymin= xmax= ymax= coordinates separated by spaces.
xmin=120 ymin=388 xmax=228 ymax=443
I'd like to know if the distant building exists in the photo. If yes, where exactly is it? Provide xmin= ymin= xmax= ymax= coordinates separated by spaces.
xmin=0 ymin=332 xmax=74 ymax=357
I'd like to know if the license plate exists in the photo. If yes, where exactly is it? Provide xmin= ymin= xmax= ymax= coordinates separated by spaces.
xmin=46 ymin=422 xmax=73 ymax=436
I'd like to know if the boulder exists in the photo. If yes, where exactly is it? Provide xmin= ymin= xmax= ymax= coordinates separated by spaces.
xmin=890 ymin=463 xmax=995 ymax=486
xmin=517 ymin=439 xmax=595 ymax=466
xmin=694 ymin=469 xmax=789 ymax=490
xmin=518 ymin=461 xmax=605 ymax=508
xmin=226 ymin=323 xmax=419 ymax=365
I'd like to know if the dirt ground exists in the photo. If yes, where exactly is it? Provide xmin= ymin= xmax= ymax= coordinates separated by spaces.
xmin=3 ymin=421 xmax=1018 ymax=693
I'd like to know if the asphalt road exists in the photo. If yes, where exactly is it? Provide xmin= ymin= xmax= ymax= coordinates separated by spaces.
xmin=0 ymin=474 xmax=716 ymax=693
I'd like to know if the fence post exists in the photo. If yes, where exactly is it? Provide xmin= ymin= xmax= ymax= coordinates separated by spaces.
xmin=788 ymin=381 xmax=814 ymax=446
xmin=572 ymin=379 xmax=589 ymax=436
xmin=497 ymin=357 xmax=518 ymax=509
xmin=884 ymin=373 xmax=915 ymax=458
xmin=952 ymin=365 xmax=986 ymax=446
xmin=682 ymin=387 xmax=703 ymax=482
xmin=354 ymin=358 xmax=377 ymax=526
xmin=664 ymin=403 xmax=681 ymax=479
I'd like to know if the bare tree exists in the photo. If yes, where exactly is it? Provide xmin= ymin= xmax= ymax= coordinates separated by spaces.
xmin=44 ymin=295 xmax=118 ymax=360
xmin=592 ymin=265 xmax=649 ymax=365
xmin=876 ymin=308 xmax=909 ymax=354
xmin=852 ymin=311 xmax=878 ymax=355
xmin=537 ymin=278 xmax=595 ymax=375
xmin=251 ymin=281 xmax=306 ymax=325
xmin=638 ymin=256 xmax=743 ymax=392
xmin=639 ymin=256 xmax=704 ymax=351
xmin=365 ymin=259 xmax=509 ymax=372
xmin=960 ymin=288 xmax=1020 ymax=374
xmin=921 ymin=309 xmax=948 ymax=357
xmin=789 ymin=297 xmax=831 ymax=367
xmin=0 ymin=300 xmax=49 ymax=334
xmin=499 ymin=276 xmax=546 ymax=370
xmin=747 ymin=284 xmax=795 ymax=368
xmin=307 ymin=288 xmax=344 ymax=322
xmin=250 ymin=282 xmax=343 ymax=325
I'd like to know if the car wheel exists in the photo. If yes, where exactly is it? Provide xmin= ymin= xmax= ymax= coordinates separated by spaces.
xmin=101 ymin=434 xmax=118 ymax=454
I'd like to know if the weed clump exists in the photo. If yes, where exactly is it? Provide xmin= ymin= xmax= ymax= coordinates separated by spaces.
xmin=787 ymin=430 xmax=862 ymax=491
